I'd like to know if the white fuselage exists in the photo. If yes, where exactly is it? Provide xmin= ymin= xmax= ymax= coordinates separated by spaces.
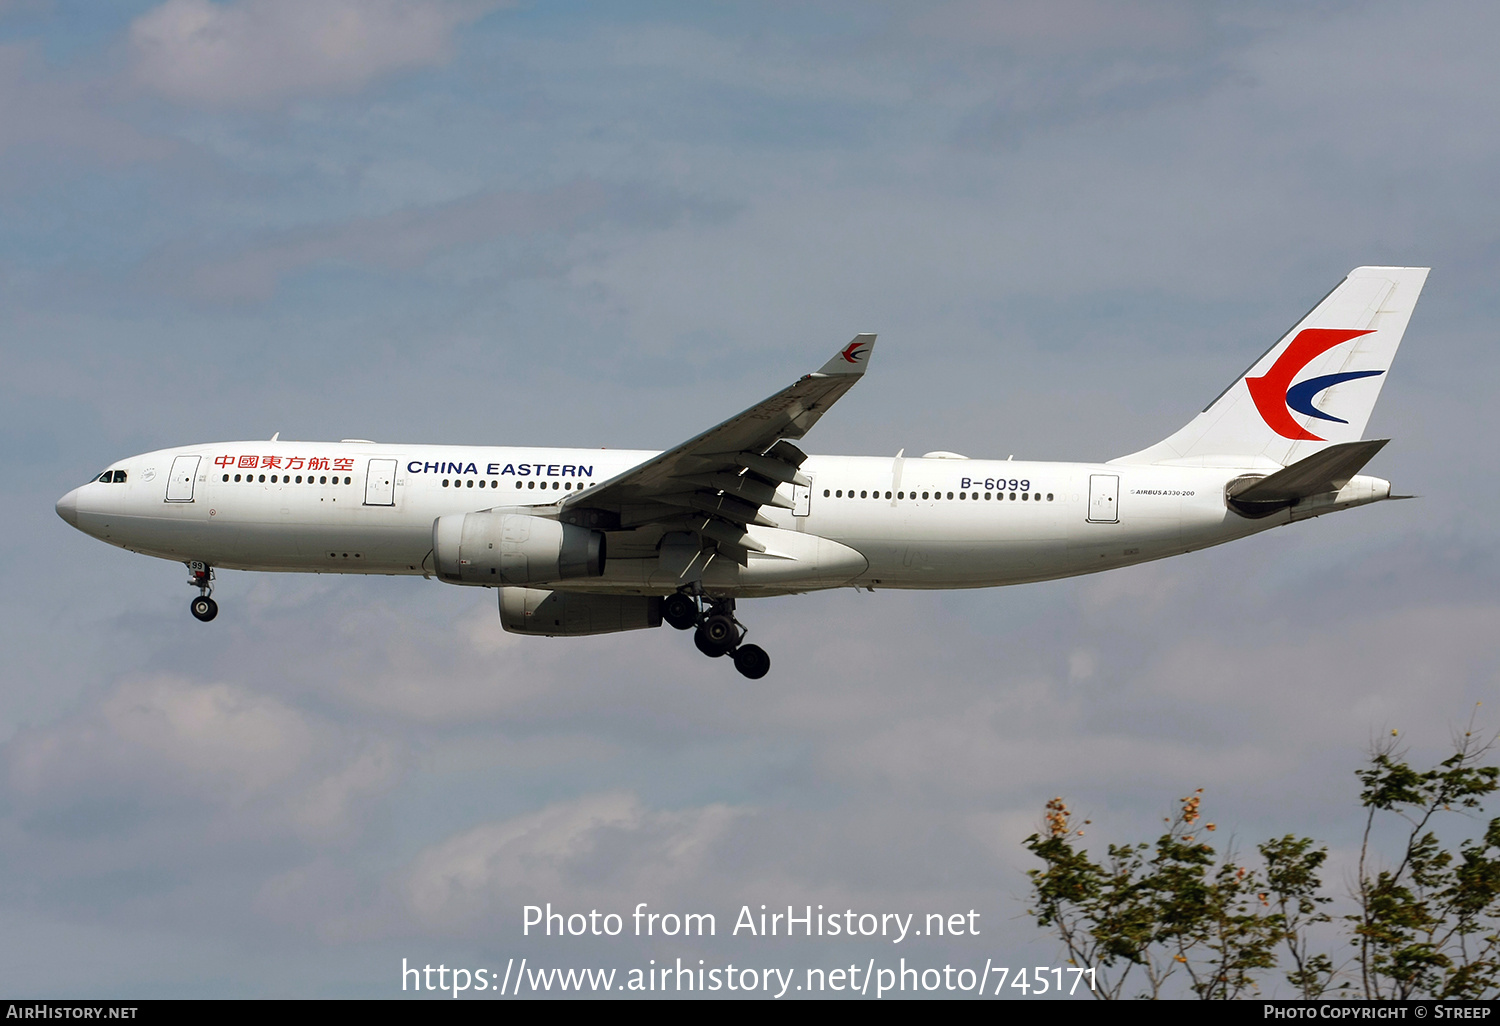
xmin=58 ymin=440 xmax=1392 ymax=597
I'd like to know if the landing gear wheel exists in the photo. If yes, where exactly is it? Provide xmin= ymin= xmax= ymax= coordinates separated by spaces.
xmin=694 ymin=614 xmax=737 ymax=657
xmin=663 ymin=592 xmax=697 ymax=630
xmin=694 ymin=628 xmax=728 ymax=657
xmin=701 ymin=613 xmax=736 ymax=646
xmin=732 ymin=643 xmax=770 ymax=679
xmin=190 ymin=596 xmax=218 ymax=622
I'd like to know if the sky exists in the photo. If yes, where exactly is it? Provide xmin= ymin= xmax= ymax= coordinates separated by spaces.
xmin=3 ymin=0 xmax=1499 ymax=999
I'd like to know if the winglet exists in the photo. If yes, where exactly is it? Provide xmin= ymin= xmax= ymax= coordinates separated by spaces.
xmin=815 ymin=334 xmax=876 ymax=376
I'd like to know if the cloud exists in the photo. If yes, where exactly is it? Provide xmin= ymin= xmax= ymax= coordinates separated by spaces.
xmin=4 ymin=675 xmax=403 ymax=845
xmin=137 ymin=178 xmax=717 ymax=302
xmin=150 ymin=180 xmax=610 ymax=302
xmin=397 ymin=792 xmax=742 ymax=934
xmin=0 ymin=43 xmax=166 ymax=163
xmin=914 ymin=0 xmax=1210 ymax=55
xmin=128 ymin=0 xmax=501 ymax=108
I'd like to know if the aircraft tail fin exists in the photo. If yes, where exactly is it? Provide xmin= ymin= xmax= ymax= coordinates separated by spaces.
xmin=1111 ymin=267 xmax=1429 ymax=468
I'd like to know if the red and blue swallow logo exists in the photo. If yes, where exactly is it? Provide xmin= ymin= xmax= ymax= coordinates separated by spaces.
xmin=840 ymin=340 xmax=867 ymax=364
xmin=1247 ymin=328 xmax=1382 ymax=441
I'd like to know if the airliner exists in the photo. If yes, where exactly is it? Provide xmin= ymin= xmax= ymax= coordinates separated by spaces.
xmin=56 ymin=266 xmax=1428 ymax=679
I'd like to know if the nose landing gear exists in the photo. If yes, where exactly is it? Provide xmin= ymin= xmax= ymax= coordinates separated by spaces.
xmin=667 ymin=589 xmax=771 ymax=679
xmin=187 ymin=562 xmax=218 ymax=622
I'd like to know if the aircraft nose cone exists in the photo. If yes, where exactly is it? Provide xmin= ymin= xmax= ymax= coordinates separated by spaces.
xmin=56 ymin=488 xmax=80 ymax=527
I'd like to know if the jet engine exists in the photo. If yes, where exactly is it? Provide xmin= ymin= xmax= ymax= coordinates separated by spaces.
xmin=499 ymin=587 xmax=661 ymax=636
xmin=432 ymin=512 xmax=605 ymax=586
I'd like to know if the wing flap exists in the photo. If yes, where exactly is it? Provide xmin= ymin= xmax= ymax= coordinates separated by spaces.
xmin=559 ymin=336 xmax=875 ymax=559
xmin=671 ymin=472 xmax=794 ymax=509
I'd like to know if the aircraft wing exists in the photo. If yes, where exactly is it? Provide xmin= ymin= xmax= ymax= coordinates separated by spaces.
xmin=558 ymin=335 xmax=875 ymax=560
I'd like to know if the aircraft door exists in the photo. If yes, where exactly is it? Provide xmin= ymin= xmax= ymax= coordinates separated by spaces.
xmin=1087 ymin=474 xmax=1119 ymax=523
xmin=364 ymin=459 xmax=397 ymax=506
xmin=792 ymin=482 xmax=811 ymax=517
xmin=165 ymin=455 xmax=200 ymax=502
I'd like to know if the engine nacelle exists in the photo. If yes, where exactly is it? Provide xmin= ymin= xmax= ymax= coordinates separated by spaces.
xmin=499 ymin=587 xmax=661 ymax=636
xmin=433 ymin=512 xmax=605 ymax=586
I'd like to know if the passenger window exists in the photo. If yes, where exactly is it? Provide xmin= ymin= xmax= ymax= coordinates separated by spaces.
xmin=922 ymin=491 xmax=929 ymax=499
xmin=321 ymin=475 xmax=328 ymax=484
xmin=234 ymin=474 xmax=241 ymax=482
xmin=258 ymin=474 xmax=265 ymax=482
xmin=860 ymin=490 xmax=867 ymax=498
xmin=824 ymin=489 xmax=831 ymax=497
xmin=442 ymin=479 xmax=449 ymax=487
xmin=1047 ymin=493 xmax=1054 ymax=501
xmin=296 ymin=475 xmax=303 ymax=483
xmin=222 ymin=474 xmax=229 ymax=482
xmin=516 ymin=482 xmax=522 ymax=489
xmin=885 ymin=491 xmax=891 ymax=499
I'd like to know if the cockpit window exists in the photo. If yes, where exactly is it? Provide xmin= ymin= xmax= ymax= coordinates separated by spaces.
xmin=95 ymin=471 xmax=110 ymax=483
xmin=112 ymin=470 xmax=127 ymax=483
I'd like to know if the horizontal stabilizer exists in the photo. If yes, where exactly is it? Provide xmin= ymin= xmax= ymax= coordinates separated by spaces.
xmin=1228 ymin=438 xmax=1388 ymax=507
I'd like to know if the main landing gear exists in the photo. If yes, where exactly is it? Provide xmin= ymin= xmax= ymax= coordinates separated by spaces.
xmin=663 ymin=590 xmax=770 ymax=679
xmin=187 ymin=561 xmax=218 ymax=622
